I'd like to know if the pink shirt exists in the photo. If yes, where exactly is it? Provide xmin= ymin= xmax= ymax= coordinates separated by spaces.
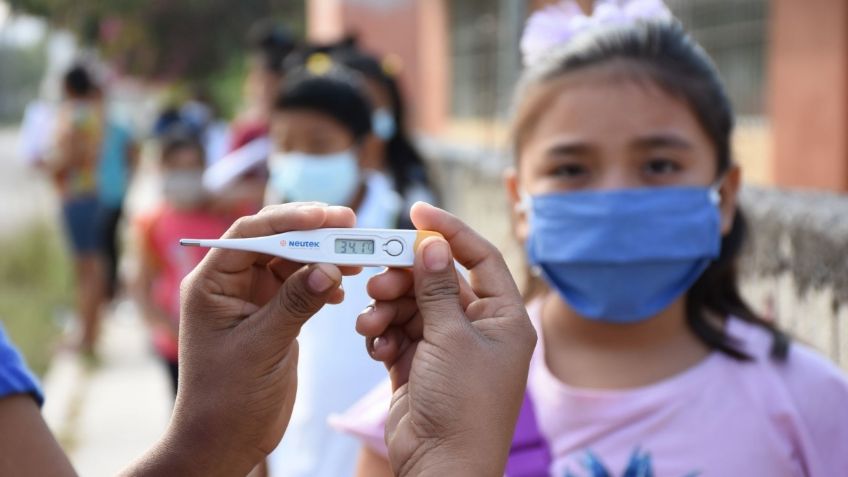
xmin=333 ymin=301 xmax=848 ymax=476
xmin=139 ymin=204 xmax=231 ymax=361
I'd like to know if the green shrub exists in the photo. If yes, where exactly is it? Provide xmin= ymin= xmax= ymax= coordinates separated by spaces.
xmin=0 ymin=222 xmax=73 ymax=375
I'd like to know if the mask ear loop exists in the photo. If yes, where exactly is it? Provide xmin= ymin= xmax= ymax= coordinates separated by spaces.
xmin=516 ymin=191 xmax=542 ymax=278
xmin=517 ymin=190 xmax=532 ymax=214
xmin=709 ymin=173 xmax=728 ymax=206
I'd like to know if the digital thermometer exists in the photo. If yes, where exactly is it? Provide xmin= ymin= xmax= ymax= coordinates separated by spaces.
xmin=179 ymin=228 xmax=442 ymax=267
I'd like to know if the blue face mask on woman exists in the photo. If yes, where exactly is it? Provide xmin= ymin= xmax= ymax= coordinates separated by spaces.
xmin=268 ymin=149 xmax=361 ymax=205
xmin=525 ymin=186 xmax=723 ymax=323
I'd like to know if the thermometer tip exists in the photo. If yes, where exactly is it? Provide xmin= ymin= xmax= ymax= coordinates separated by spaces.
xmin=179 ymin=239 xmax=202 ymax=247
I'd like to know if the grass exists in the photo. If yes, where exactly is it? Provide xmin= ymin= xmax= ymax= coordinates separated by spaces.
xmin=0 ymin=222 xmax=74 ymax=376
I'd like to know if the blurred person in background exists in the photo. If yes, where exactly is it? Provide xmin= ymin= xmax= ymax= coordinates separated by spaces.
xmin=335 ymin=47 xmax=439 ymax=229
xmin=152 ymin=102 xmax=183 ymax=138
xmin=230 ymin=21 xmax=297 ymax=152
xmin=202 ymin=21 xmax=298 ymax=216
xmin=181 ymin=88 xmax=231 ymax=167
xmin=132 ymin=131 xmax=231 ymax=395
xmin=45 ymin=64 xmax=106 ymax=358
xmin=265 ymin=56 xmax=400 ymax=477
xmin=153 ymin=90 xmax=231 ymax=167
xmin=95 ymin=89 xmax=139 ymax=304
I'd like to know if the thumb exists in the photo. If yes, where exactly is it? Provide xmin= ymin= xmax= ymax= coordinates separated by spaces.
xmin=413 ymin=237 xmax=466 ymax=339
xmin=255 ymin=263 xmax=343 ymax=342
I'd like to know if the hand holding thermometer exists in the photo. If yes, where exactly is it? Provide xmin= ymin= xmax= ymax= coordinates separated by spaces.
xmin=180 ymin=228 xmax=443 ymax=268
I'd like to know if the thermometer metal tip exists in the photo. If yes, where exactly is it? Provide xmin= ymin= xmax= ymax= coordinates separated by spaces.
xmin=179 ymin=239 xmax=202 ymax=247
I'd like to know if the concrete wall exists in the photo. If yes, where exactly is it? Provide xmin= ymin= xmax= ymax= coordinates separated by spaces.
xmin=739 ymin=187 xmax=848 ymax=366
xmin=420 ymin=140 xmax=848 ymax=370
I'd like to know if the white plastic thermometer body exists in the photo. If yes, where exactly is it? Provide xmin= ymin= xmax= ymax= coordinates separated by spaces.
xmin=179 ymin=228 xmax=442 ymax=267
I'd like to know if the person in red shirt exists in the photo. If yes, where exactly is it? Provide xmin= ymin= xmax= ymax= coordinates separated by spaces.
xmin=133 ymin=132 xmax=232 ymax=395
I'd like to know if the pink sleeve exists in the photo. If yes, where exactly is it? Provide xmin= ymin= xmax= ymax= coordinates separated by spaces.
xmin=779 ymin=344 xmax=848 ymax=476
xmin=329 ymin=378 xmax=392 ymax=457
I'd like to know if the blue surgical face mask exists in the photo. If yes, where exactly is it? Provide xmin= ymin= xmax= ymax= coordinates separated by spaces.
xmin=372 ymin=108 xmax=397 ymax=141
xmin=525 ymin=186 xmax=723 ymax=323
xmin=268 ymin=149 xmax=360 ymax=205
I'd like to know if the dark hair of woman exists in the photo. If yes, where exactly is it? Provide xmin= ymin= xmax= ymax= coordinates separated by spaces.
xmin=274 ymin=63 xmax=373 ymax=143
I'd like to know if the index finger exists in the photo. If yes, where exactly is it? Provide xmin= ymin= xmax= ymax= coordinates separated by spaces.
xmin=202 ymin=203 xmax=356 ymax=274
xmin=410 ymin=202 xmax=520 ymax=300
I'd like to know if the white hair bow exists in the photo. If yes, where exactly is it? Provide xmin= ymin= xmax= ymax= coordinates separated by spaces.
xmin=520 ymin=0 xmax=673 ymax=67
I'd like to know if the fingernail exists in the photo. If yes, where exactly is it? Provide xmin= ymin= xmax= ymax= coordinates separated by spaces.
xmin=423 ymin=239 xmax=450 ymax=271
xmin=308 ymin=266 xmax=335 ymax=293
xmin=361 ymin=303 xmax=375 ymax=315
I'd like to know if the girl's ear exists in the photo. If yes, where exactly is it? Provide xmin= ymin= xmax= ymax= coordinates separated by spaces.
xmin=504 ymin=167 xmax=529 ymax=243
xmin=718 ymin=164 xmax=742 ymax=235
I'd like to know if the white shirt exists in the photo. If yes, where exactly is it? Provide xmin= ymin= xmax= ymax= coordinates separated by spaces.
xmin=18 ymin=100 xmax=56 ymax=166
xmin=268 ymin=171 xmax=402 ymax=477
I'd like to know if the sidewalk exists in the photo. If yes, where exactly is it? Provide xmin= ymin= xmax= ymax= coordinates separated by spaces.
xmin=41 ymin=302 xmax=174 ymax=476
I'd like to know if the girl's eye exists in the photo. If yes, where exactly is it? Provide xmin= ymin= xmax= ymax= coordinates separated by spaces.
xmin=551 ymin=163 xmax=589 ymax=178
xmin=643 ymin=158 xmax=682 ymax=176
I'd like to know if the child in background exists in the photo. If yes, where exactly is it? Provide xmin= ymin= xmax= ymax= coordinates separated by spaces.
xmin=342 ymin=6 xmax=848 ymax=477
xmin=265 ymin=57 xmax=401 ymax=477
xmin=133 ymin=133 xmax=230 ymax=395
xmin=48 ymin=65 xmax=106 ymax=357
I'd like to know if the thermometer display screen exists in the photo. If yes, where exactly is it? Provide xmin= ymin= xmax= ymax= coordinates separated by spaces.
xmin=335 ymin=238 xmax=375 ymax=255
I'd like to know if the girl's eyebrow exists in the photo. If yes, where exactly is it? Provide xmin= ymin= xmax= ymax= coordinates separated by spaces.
xmin=632 ymin=133 xmax=693 ymax=150
xmin=545 ymin=141 xmax=592 ymax=156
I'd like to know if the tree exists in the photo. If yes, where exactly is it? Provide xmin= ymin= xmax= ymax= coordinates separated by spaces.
xmin=7 ymin=0 xmax=305 ymax=81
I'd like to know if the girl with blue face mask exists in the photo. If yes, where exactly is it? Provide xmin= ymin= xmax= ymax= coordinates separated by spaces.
xmin=267 ymin=59 xmax=373 ymax=208
xmin=344 ymin=16 xmax=848 ymax=477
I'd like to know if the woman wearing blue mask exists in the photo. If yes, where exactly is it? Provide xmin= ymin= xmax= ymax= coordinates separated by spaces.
xmin=264 ymin=57 xmax=403 ymax=477
xmin=342 ymin=15 xmax=848 ymax=477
